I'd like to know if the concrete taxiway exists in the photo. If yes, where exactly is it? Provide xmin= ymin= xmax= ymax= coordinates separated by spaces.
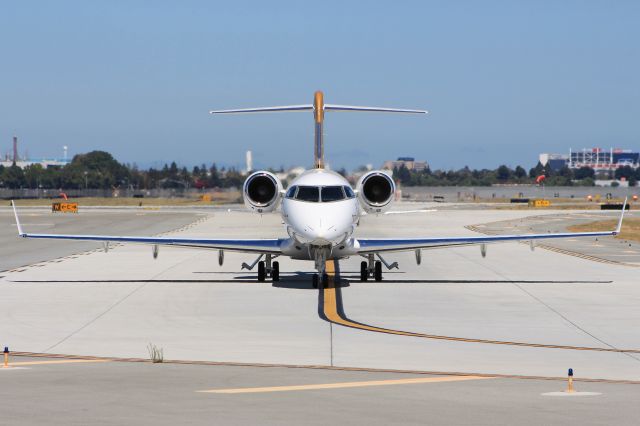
xmin=1 ymin=203 xmax=639 ymax=425
xmin=2 ymin=355 xmax=639 ymax=426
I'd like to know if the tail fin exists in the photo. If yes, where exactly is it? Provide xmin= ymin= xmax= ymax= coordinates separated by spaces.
xmin=210 ymin=91 xmax=427 ymax=169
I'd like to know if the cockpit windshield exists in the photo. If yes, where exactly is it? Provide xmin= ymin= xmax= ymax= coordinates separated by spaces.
xmin=295 ymin=186 xmax=320 ymax=202
xmin=285 ymin=185 xmax=356 ymax=202
xmin=321 ymin=186 xmax=345 ymax=202
xmin=343 ymin=186 xmax=355 ymax=198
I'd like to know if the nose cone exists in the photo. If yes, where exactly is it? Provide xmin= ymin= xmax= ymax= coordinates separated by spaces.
xmin=295 ymin=217 xmax=339 ymax=246
xmin=284 ymin=200 xmax=356 ymax=245
xmin=312 ymin=223 xmax=344 ymax=245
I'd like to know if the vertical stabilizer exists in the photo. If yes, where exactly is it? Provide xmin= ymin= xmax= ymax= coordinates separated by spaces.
xmin=209 ymin=92 xmax=426 ymax=169
xmin=313 ymin=91 xmax=325 ymax=168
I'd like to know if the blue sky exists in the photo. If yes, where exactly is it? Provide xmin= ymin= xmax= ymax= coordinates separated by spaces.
xmin=1 ymin=1 xmax=639 ymax=170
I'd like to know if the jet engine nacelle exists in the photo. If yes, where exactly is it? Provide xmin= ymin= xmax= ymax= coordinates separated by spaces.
xmin=243 ymin=171 xmax=283 ymax=213
xmin=356 ymin=171 xmax=396 ymax=214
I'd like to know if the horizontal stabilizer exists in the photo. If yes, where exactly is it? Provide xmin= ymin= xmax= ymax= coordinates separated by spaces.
xmin=209 ymin=91 xmax=427 ymax=169
xmin=209 ymin=105 xmax=312 ymax=114
xmin=325 ymin=104 xmax=427 ymax=114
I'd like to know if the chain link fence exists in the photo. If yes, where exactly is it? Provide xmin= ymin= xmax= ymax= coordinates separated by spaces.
xmin=0 ymin=187 xmax=240 ymax=200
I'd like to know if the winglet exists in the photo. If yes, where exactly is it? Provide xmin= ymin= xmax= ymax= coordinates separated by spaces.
xmin=11 ymin=201 xmax=25 ymax=236
xmin=615 ymin=197 xmax=628 ymax=234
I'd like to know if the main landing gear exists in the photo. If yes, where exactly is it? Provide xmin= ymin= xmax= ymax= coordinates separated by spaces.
xmin=361 ymin=253 xmax=390 ymax=282
xmin=245 ymin=253 xmax=279 ymax=282
xmin=257 ymin=260 xmax=279 ymax=282
xmin=360 ymin=260 xmax=382 ymax=282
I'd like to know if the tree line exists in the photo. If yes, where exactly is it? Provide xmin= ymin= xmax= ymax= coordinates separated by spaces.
xmin=392 ymin=162 xmax=640 ymax=187
xmin=0 ymin=151 xmax=247 ymax=190
xmin=2 ymin=150 xmax=639 ymax=190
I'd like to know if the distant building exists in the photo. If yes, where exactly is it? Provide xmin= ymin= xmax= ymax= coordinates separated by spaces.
xmin=540 ymin=148 xmax=640 ymax=172
xmin=2 ymin=136 xmax=71 ymax=169
xmin=0 ymin=159 xmax=70 ymax=169
xmin=538 ymin=153 xmax=569 ymax=171
xmin=382 ymin=157 xmax=428 ymax=172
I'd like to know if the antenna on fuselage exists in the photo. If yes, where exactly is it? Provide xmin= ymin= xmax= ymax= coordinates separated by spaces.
xmin=209 ymin=91 xmax=427 ymax=169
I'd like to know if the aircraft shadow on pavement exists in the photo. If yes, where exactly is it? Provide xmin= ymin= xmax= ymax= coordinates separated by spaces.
xmin=272 ymin=273 xmax=351 ymax=290
xmin=336 ymin=275 xmax=612 ymax=284
xmin=8 ymin=279 xmax=260 ymax=284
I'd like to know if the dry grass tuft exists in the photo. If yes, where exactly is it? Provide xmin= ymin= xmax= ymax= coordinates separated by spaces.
xmin=147 ymin=343 xmax=164 ymax=363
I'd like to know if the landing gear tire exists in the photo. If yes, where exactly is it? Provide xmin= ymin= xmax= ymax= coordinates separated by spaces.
xmin=360 ymin=261 xmax=368 ymax=282
xmin=322 ymin=273 xmax=329 ymax=287
xmin=374 ymin=261 xmax=383 ymax=282
xmin=272 ymin=261 xmax=280 ymax=282
xmin=258 ymin=261 xmax=266 ymax=282
xmin=312 ymin=273 xmax=319 ymax=288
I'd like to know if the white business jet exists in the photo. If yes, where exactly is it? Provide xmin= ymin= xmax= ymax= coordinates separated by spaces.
xmin=12 ymin=91 xmax=626 ymax=287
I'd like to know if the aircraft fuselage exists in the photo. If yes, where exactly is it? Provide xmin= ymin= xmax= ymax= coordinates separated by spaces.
xmin=281 ymin=169 xmax=360 ymax=260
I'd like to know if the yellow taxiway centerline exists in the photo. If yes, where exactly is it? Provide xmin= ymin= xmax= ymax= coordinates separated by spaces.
xmin=320 ymin=260 xmax=640 ymax=353
xmin=199 ymin=375 xmax=490 ymax=394
xmin=323 ymin=260 xmax=429 ymax=336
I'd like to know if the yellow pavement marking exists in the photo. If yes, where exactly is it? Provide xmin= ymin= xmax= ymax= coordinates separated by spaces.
xmin=323 ymin=260 xmax=438 ymax=337
xmin=321 ymin=260 xmax=640 ymax=353
xmin=199 ymin=375 xmax=490 ymax=394
xmin=8 ymin=359 xmax=110 ymax=366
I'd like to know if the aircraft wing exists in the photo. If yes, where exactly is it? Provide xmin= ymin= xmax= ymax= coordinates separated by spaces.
xmin=356 ymin=200 xmax=627 ymax=253
xmin=11 ymin=202 xmax=283 ymax=254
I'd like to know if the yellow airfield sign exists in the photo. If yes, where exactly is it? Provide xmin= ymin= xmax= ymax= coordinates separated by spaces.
xmin=52 ymin=202 xmax=78 ymax=213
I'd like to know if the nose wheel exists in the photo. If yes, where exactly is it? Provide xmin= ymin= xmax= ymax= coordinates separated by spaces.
xmin=312 ymin=273 xmax=329 ymax=288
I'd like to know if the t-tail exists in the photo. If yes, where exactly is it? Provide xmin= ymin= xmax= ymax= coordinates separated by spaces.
xmin=209 ymin=91 xmax=427 ymax=169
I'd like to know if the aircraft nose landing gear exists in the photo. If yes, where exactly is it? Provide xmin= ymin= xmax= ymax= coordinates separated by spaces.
xmin=312 ymin=273 xmax=328 ymax=289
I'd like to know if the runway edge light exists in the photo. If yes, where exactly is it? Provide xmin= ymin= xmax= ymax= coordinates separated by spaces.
xmin=3 ymin=347 xmax=8 ymax=368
